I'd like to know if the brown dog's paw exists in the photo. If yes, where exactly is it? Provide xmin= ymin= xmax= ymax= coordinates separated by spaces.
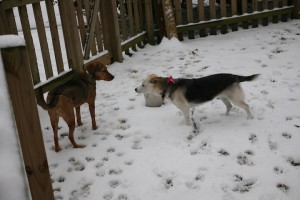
xmin=74 ymin=144 xmax=85 ymax=149
xmin=55 ymin=146 xmax=62 ymax=152
xmin=92 ymin=125 xmax=98 ymax=130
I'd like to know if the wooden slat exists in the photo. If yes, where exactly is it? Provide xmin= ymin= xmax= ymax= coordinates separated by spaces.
xmin=120 ymin=0 xmax=127 ymax=41
xmin=133 ymin=0 xmax=140 ymax=34
xmin=75 ymin=0 xmax=87 ymax=48
xmin=2 ymin=0 xmax=42 ymax=9
xmin=198 ymin=0 xmax=207 ymax=37
xmin=174 ymin=0 xmax=183 ymax=40
xmin=252 ymin=0 xmax=259 ymax=28
xmin=186 ymin=0 xmax=194 ymax=39
xmin=18 ymin=5 xmax=40 ymax=84
xmin=282 ymin=0 xmax=288 ymax=22
xmin=45 ymin=0 xmax=64 ymax=74
xmin=58 ymin=0 xmax=84 ymax=72
xmin=0 ymin=2 xmax=9 ymax=34
xmin=5 ymin=8 xmax=18 ymax=34
xmin=95 ymin=10 xmax=104 ymax=52
xmin=33 ymin=2 xmax=53 ymax=79
xmin=99 ymin=0 xmax=123 ymax=62
xmin=127 ymin=0 xmax=137 ymax=51
xmin=242 ymin=0 xmax=249 ymax=29
xmin=138 ymin=0 xmax=145 ymax=31
xmin=220 ymin=0 xmax=228 ymax=34
xmin=84 ymin=0 xmax=100 ymax=59
xmin=209 ymin=0 xmax=217 ymax=35
xmin=262 ymin=0 xmax=269 ymax=26
xmin=2 ymin=45 xmax=54 ymax=200
xmin=231 ymin=0 xmax=238 ymax=31
xmin=272 ymin=0 xmax=279 ymax=23
xmin=145 ymin=0 xmax=155 ymax=44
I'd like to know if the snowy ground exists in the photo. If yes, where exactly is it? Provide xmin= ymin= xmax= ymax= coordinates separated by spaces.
xmin=36 ymin=20 xmax=300 ymax=200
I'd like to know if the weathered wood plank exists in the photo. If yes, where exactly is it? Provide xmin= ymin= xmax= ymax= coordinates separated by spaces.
xmin=252 ymin=0 xmax=259 ymax=27
xmin=5 ymin=8 xmax=18 ymax=34
xmin=272 ymin=0 xmax=279 ymax=23
xmin=45 ymin=0 xmax=64 ymax=74
xmin=127 ymin=0 xmax=137 ymax=51
xmin=58 ymin=0 xmax=84 ymax=72
xmin=33 ymin=2 xmax=53 ymax=79
xmin=262 ymin=0 xmax=269 ymax=25
xmin=220 ymin=0 xmax=228 ymax=34
xmin=186 ymin=0 xmax=194 ymax=39
xmin=198 ymin=0 xmax=207 ymax=37
xmin=209 ymin=0 xmax=217 ymax=35
xmin=295 ymin=0 xmax=300 ymax=19
xmin=174 ymin=0 xmax=183 ymax=40
xmin=75 ymin=0 xmax=87 ymax=48
xmin=2 ymin=0 xmax=42 ymax=9
xmin=2 ymin=45 xmax=54 ymax=200
xmin=231 ymin=0 xmax=238 ymax=31
xmin=242 ymin=0 xmax=249 ymax=29
xmin=84 ymin=0 xmax=100 ymax=59
xmin=145 ymin=0 xmax=155 ymax=44
xmin=100 ymin=0 xmax=123 ymax=62
xmin=18 ymin=5 xmax=41 ymax=84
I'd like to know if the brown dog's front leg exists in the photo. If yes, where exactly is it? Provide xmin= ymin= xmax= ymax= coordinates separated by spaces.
xmin=75 ymin=106 xmax=83 ymax=126
xmin=89 ymin=103 xmax=97 ymax=130
xmin=67 ymin=120 xmax=85 ymax=149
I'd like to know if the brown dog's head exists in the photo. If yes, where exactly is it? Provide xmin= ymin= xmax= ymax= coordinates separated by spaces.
xmin=135 ymin=74 xmax=166 ymax=95
xmin=86 ymin=62 xmax=114 ymax=81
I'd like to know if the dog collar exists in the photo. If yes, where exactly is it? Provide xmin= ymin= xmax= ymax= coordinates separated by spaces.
xmin=167 ymin=76 xmax=176 ymax=85
xmin=162 ymin=76 xmax=176 ymax=100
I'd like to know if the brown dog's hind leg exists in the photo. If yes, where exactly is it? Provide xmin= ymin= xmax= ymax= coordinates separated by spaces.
xmin=62 ymin=104 xmax=85 ymax=149
xmin=49 ymin=111 xmax=61 ymax=152
xmin=75 ymin=106 xmax=83 ymax=126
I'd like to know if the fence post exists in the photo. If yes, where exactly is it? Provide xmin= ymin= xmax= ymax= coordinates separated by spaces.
xmin=1 ymin=37 xmax=54 ymax=200
xmin=100 ymin=0 xmax=123 ymax=62
xmin=295 ymin=0 xmax=300 ymax=19
xmin=58 ymin=0 xmax=84 ymax=72
xmin=161 ymin=0 xmax=178 ymax=39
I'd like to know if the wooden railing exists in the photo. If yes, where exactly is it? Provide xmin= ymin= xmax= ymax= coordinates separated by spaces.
xmin=0 ymin=35 xmax=54 ymax=200
xmin=174 ymin=0 xmax=298 ymax=40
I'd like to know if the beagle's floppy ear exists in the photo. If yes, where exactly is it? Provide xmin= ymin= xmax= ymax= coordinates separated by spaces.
xmin=149 ymin=77 xmax=161 ymax=84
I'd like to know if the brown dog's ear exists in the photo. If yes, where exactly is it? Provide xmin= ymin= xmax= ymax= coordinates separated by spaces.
xmin=85 ymin=62 xmax=98 ymax=76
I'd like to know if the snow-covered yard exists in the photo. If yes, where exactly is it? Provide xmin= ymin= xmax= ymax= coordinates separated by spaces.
xmin=36 ymin=20 xmax=300 ymax=200
xmin=1 ymin=19 xmax=300 ymax=200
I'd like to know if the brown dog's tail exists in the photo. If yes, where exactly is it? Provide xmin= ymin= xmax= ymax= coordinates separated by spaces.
xmin=237 ymin=74 xmax=260 ymax=82
xmin=36 ymin=89 xmax=53 ymax=110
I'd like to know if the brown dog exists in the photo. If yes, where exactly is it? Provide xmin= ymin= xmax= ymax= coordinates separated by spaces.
xmin=37 ymin=62 xmax=114 ymax=152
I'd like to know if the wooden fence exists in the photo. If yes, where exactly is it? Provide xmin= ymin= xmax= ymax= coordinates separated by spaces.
xmin=0 ymin=0 xmax=299 ymax=94
xmin=174 ymin=0 xmax=298 ymax=40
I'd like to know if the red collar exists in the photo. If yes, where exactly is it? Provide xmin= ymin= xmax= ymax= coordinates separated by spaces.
xmin=167 ymin=76 xmax=175 ymax=85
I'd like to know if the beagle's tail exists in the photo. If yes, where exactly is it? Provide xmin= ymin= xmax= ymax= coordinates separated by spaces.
xmin=237 ymin=74 xmax=260 ymax=82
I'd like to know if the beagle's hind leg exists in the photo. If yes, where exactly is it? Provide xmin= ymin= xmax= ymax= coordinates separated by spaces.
xmin=220 ymin=97 xmax=232 ymax=116
xmin=224 ymin=84 xmax=253 ymax=119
